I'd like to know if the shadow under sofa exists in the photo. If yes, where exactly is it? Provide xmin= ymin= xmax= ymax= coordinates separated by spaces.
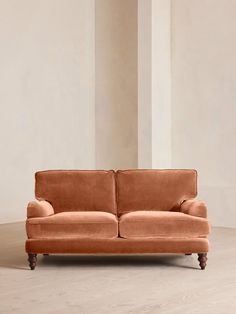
xmin=25 ymin=169 xmax=210 ymax=270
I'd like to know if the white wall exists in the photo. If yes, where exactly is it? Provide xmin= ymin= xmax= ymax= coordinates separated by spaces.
xmin=151 ymin=0 xmax=171 ymax=168
xmin=1 ymin=0 xmax=235 ymax=228
xmin=0 ymin=0 xmax=95 ymax=223
xmin=95 ymin=0 xmax=138 ymax=169
xmin=172 ymin=0 xmax=236 ymax=228
xmin=138 ymin=0 xmax=152 ymax=167
xmin=138 ymin=0 xmax=171 ymax=168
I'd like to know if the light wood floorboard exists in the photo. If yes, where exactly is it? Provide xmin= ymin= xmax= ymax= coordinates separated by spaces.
xmin=0 ymin=223 xmax=236 ymax=314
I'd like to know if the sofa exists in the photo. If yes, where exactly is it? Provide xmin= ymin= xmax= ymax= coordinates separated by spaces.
xmin=25 ymin=169 xmax=210 ymax=270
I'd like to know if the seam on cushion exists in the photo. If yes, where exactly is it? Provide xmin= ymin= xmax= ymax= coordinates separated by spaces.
xmin=36 ymin=170 xmax=114 ymax=174
xmin=120 ymin=219 xmax=207 ymax=223
xmin=49 ymin=213 xmax=117 ymax=217
xmin=29 ymin=236 xmax=119 ymax=240
xmin=120 ymin=234 xmax=208 ymax=239
xmin=27 ymin=222 xmax=117 ymax=225
xmin=26 ymin=236 xmax=206 ymax=242
xmin=119 ymin=211 xmax=186 ymax=215
xmin=119 ymin=210 xmax=171 ymax=214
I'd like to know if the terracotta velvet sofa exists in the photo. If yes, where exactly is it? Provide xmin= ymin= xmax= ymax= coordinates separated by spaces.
xmin=25 ymin=169 xmax=210 ymax=270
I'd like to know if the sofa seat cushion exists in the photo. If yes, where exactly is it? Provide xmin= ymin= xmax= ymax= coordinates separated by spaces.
xmin=119 ymin=211 xmax=210 ymax=239
xmin=26 ymin=212 xmax=118 ymax=239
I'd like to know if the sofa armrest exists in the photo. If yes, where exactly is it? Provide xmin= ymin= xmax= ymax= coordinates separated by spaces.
xmin=27 ymin=200 xmax=54 ymax=218
xmin=180 ymin=199 xmax=207 ymax=218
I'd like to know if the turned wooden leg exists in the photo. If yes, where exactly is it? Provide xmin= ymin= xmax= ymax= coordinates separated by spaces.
xmin=185 ymin=253 xmax=192 ymax=255
xmin=198 ymin=253 xmax=207 ymax=270
xmin=28 ymin=253 xmax=37 ymax=270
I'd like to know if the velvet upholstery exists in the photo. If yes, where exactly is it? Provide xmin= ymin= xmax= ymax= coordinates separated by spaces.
xmin=26 ymin=212 xmax=118 ymax=239
xmin=26 ymin=237 xmax=209 ymax=254
xmin=116 ymin=169 xmax=197 ymax=215
xmin=119 ymin=211 xmax=210 ymax=239
xmin=25 ymin=169 xmax=210 ymax=260
xmin=35 ymin=170 xmax=117 ymax=214
xmin=27 ymin=200 xmax=54 ymax=218
xmin=180 ymin=199 xmax=207 ymax=218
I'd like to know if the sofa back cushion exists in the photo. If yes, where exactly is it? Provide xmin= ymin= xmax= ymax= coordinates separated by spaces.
xmin=116 ymin=169 xmax=197 ymax=215
xmin=35 ymin=170 xmax=117 ymax=214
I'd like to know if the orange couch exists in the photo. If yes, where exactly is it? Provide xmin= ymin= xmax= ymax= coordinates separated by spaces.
xmin=25 ymin=169 xmax=210 ymax=270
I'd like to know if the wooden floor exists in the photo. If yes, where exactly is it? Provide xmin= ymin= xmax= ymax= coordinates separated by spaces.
xmin=0 ymin=223 xmax=236 ymax=314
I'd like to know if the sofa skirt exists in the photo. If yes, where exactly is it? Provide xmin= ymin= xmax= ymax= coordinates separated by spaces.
xmin=26 ymin=237 xmax=209 ymax=254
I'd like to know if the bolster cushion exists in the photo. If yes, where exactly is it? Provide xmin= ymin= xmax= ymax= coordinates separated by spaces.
xmin=180 ymin=199 xmax=207 ymax=218
xmin=27 ymin=200 xmax=54 ymax=218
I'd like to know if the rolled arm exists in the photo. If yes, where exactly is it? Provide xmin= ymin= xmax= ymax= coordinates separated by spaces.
xmin=27 ymin=200 xmax=54 ymax=218
xmin=180 ymin=199 xmax=207 ymax=218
